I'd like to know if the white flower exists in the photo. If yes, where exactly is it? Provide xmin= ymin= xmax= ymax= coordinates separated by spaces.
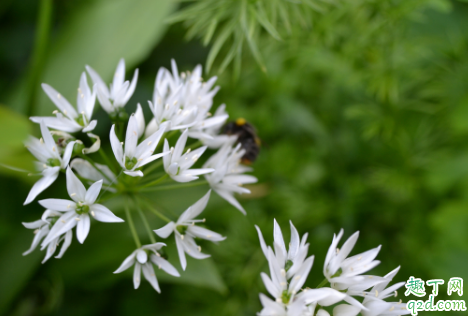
xmin=362 ymin=267 xmax=410 ymax=316
xmin=146 ymin=60 xmax=220 ymax=134
xmin=262 ymin=247 xmax=314 ymax=305
xmin=154 ymin=190 xmax=225 ymax=270
xmin=256 ymin=219 xmax=310 ymax=279
xmin=196 ymin=104 xmax=232 ymax=149
xmin=163 ymin=129 xmax=214 ymax=182
xmin=324 ymin=230 xmax=381 ymax=291
xmin=86 ymin=59 xmax=138 ymax=114
xmin=22 ymin=210 xmax=73 ymax=263
xmin=204 ymin=142 xmax=257 ymax=214
xmin=24 ymin=121 xmax=76 ymax=205
xmin=114 ymin=243 xmax=180 ymax=292
xmin=39 ymin=168 xmax=123 ymax=246
xmin=31 ymin=73 xmax=97 ymax=133
xmin=110 ymin=115 xmax=168 ymax=177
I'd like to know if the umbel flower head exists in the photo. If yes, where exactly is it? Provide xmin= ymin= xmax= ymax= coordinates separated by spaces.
xmin=21 ymin=58 xmax=258 ymax=295
xmin=24 ymin=121 xmax=76 ymax=205
xmin=114 ymin=243 xmax=180 ymax=292
xmin=256 ymin=220 xmax=410 ymax=316
xmin=154 ymin=190 xmax=225 ymax=270
xmin=30 ymin=73 xmax=97 ymax=133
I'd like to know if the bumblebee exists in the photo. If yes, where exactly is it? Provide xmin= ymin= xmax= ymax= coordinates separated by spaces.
xmin=222 ymin=118 xmax=261 ymax=164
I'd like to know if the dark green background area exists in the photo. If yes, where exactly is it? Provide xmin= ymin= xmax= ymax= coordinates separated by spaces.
xmin=0 ymin=0 xmax=467 ymax=315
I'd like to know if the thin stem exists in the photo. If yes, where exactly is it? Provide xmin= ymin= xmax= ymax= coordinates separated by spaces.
xmin=139 ymin=197 xmax=172 ymax=223
xmin=26 ymin=0 xmax=52 ymax=116
xmin=79 ymin=154 xmax=114 ymax=184
xmin=124 ymin=197 xmax=141 ymax=248
xmin=140 ymin=180 xmax=208 ymax=192
xmin=315 ymin=278 xmax=328 ymax=289
xmin=136 ymin=174 xmax=168 ymax=190
xmin=134 ymin=197 xmax=156 ymax=244
xmin=98 ymin=148 xmax=117 ymax=173
xmin=143 ymin=159 xmax=164 ymax=176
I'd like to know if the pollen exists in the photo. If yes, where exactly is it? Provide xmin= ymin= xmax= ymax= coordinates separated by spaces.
xmin=375 ymin=290 xmax=379 ymax=297
xmin=389 ymin=306 xmax=395 ymax=311
xmin=133 ymin=131 xmax=137 ymax=136
xmin=61 ymin=220 xmax=66 ymax=223
xmin=148 ymin=141 xmax=152 ymax=146
xmin=180 ymin=235 xmax=184 ymax=240
xmin=207 ymin=235 xmax=212 ymax=238
xmin=336 ymin=248 xmax=340 ymax=254
xmin=40 ymin=138 xmax=44 ymax=143
xmin=186 ymin=148 xmax=191 ymax=154
xmin=57 ymin=94 xmax=61 ymax=99
xmin=75 ymin=217 xmax=80 ymax=221
xmin=198 ymin=246 xmax=201 ymax=252
xmin=71 ymin=193 xmax=76 ymax=196
xmin=394 ymin=290 xmax=398 ymax=297
xmin=91 ymin=211 xmax=95 ymax=217
xmin=53 ymin=110 xmax=58 ymax=114
xmin=358 ymin=256 xmax=362 ymax=260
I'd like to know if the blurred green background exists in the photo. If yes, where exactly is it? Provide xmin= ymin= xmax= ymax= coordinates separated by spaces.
xmin=1 ymin=0 xmax=467 ymax=315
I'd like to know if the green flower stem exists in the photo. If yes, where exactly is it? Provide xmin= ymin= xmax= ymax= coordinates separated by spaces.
xmin=140 ymin=179 xmax=208 ymax=192
xmin=142 ymin=160 xmax=164 ymax=177
xmin=25 ymin=0 xmax=52 ymax=116
xmin=98 ymin=148 xmax=118 ymax=173
xmin=134 ymin=197 xmax=156 ymax=244
xmin=136 ymin=174 xmax=168 ymax=190
xmin=315 ymin=278 xmax=329 ymax=289
xmin=79 ymin=154 xmax=114 ymax=184
xmin=139 ymin=197 xmax=172 ymax=223
xmin=125 ymin=197 xmax=141 ymax=248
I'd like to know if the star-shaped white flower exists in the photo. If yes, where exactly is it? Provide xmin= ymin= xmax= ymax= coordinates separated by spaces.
xmin=110 ymin=115 xmax=168 ymax=177
xmin=39 ymin=168 xmax=123 ymax=246
xmin=86 ymin=59 xmax=138 ymax=114
xmin=324 ymin=230 xmax=381 ymax=291
xmin=114 ymin=243 xmax=180 ymax=292
xmin=204 ymin=142 xmax=257 ymax=214
xmin=256 ymin=219 xmax=310 ymax=279
xmin=163 ymin=129 xmax=214 ymax=182
xmin=196 ymin=104 xmax=231 ymax=149
xmin=146 ymin=60 xmax=221 ymax=135
xmin=31 ymin=73 xmax=97 ymax=133
xmin=22 ymin=210 xmax=73 ymax=263
xmin=154 ymin=190 xmax=225 ymax=270
xmin=24 ymin=121 xmax=76 ymax=205
xmin=361 ymin=267 xmax=410 ymax=316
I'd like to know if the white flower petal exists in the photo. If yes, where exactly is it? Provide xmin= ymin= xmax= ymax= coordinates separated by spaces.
xmin=66 ymin=167 xmax=87 ymax=202
xmin=133 ymin=263 xmax=141 ymax=289
xmin=124 ymin=115 xmax=139 ymax=158
xmin=142 ymin=262 xmax=160 ymax=292
xmin=85 ymin=180 xmax=102 ymax=204
xmin=90 ymin=204 xmax=124 ymax=222
xmin=150 ymin=255 xmax=180 ymax=277
xmin=179 ymin=190 xmax=210 ymax=222
xmin=114 ymin=252 xmax=137 ymax=273
xmin=76 ymin=214 xmax=90 ymax=243
xmin=110 ymin=125 xmax=124 ymax=167
xmin=39 ymin=199 xmax=76 ymax=211
xmin=154 ymin=222 xmax=175 ymax=238
xmin=123 ymin=170 xmax=144 ymax=177
xmin=55 ymin=230 xmax=73 ymax=258
xmin=24 ymin=167 xmax=60 ymax=205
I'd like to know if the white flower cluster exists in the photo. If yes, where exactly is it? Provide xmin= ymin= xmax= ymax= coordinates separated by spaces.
xmin=22 ymin=59 xmax=257 ymax=292
xmin=255 ymin=220 xmax=410 ymax=316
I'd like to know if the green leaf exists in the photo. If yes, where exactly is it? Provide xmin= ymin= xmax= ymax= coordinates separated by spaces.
xmin=0 ymin=105 xmax=34 ymax=179
xmin=8 ymin=0 xmax=176 ymax=116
